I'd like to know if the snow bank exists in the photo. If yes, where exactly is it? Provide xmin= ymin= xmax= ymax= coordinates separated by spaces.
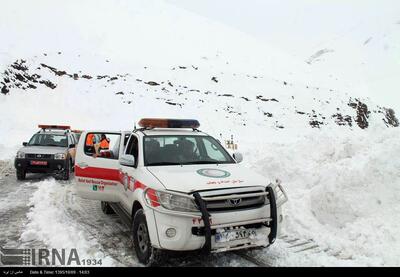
xmin=20 ymin=179 xmax=117 ymax=266
xmin=245 ymin=126 xmax=400 ymax=266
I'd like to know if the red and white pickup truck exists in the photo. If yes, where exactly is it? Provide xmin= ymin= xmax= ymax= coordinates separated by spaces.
xmin=74 ymin=118 xmax=288 ymax=265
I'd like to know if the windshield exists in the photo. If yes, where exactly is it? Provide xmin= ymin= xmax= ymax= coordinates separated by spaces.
xmin=28 ymin=134 xmax=68 ymax=147
xmin=144 ymin=135 xmax=235 ymax=166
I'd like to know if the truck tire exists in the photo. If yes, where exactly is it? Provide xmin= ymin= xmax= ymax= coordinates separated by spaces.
xmin=101 ymin=201 xmax=115 ymax=214
xmin=16 ymin=169 xmax=26 ymax=181
xmin=62 ymin=159 xmax=71 ymax=180
xmin=132 ymin=209 xmax=162 ymax=266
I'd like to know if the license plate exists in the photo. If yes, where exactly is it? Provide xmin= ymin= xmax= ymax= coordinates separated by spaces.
xmin=215 ymin=228 xmax=257 ymax=243
xmin=30 ymin=160 xmax=48 ymax=166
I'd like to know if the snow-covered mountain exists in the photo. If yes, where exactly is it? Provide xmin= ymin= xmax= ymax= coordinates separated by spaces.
xmin=165 ymin=0 xmax=400 ymax=112
xmin=0 ymin=0 xmax=399 ymax=266
xmin=303 ymin=12 xmax=400 ymax=113
xmin=1 ymin=0 xmax=398 ymax=151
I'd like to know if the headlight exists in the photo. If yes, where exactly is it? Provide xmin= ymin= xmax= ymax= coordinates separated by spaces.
xmin=16 ymin=151 xmax=25 ymax=159
xmin=155 ymin=191 xmax=199 ymax=212
xmin=54 ymin=153 xmax=66 ymax=160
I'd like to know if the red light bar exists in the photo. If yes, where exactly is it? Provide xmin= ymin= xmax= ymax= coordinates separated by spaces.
xmin=38 ymin=125 xmax=71 ymax=130
xmin=138 ymin=118 xmax=200 ymax=129
xmin=72 ymin=129 xmax=83 ymax=133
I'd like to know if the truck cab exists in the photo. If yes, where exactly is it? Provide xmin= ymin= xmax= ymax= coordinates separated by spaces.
xmin=74 ymin=119 xmax=288 ymax=265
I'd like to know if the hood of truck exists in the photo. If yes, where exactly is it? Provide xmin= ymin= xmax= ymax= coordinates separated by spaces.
xmin=18 ymin=146 xmax=67 ymax=155
xmin=146 ymin=163 xmax=268 ymax=193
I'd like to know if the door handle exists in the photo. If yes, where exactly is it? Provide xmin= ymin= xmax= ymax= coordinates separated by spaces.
xmin=77 ymin=162 xmax=88 ymax=168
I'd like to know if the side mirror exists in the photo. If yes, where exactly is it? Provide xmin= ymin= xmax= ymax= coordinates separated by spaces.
xmin=233 ymin=152 xmax=243 ymax=163
xmin=69 ymin=144 xmax=75 ymax=148
xmin=22 ymin=142 xmax=28 ymax=146
xmin=119 ymin=154 xmax=135 ymax=167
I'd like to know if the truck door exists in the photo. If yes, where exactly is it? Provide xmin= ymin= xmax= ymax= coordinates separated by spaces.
xmin=67 ymin=133 xmax=77 ymax=163
xmin=75 ymin=131 xmax=123 ymax=202
xmin=119 ymin=133 xmax=140 ymax=211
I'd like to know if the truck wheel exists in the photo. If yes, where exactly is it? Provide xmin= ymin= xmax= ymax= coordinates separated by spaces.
xmin=101 ymin=201 xmax=115 ymax=214
xmin=16 ymin=169 xmax=26 ymax=180
xmin=132 ymin=209 xmax=162 ymax=266
xmin=62 ymin=159 xmax=71 ymax=180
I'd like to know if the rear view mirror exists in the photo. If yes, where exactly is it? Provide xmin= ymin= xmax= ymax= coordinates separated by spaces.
xmin=120 ymin=154 xmax=135 ymax=167
xmin=233 ymin=152 xmax=243 ymax=163
xmin=22 ymin=142 xmax=28 ymax=146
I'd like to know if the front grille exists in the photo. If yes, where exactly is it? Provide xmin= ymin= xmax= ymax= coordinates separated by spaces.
xmin=203 ymin=190 xmax=266 ymax=212
xmin=26 ymin=154 xmax=53 ymax=159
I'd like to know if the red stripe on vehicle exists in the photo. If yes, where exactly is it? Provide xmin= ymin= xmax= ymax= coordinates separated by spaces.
xmin=75 ymin=166 xmax=120 ymax=184
xmin=76 ymin=167 xmax=160 ymax=206
xmin=133 ymin=181 xmax=160 ymax=207
xmin=146 ymin=188 xmax=160 ymax=207
xmin=133 ymin=180 xmax=146 ymax=190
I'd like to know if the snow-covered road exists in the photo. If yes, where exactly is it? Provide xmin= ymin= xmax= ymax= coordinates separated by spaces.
xmin=0 ymin=161 xmax=37 ymax=249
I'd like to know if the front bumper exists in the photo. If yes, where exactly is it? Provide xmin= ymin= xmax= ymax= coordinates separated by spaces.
xmin=145 ymin=182 xmax=287 ymax=252
xmin=151 ymin=205 xmax=273 ymax=252
xmin=14 ymin=158 xmax=68 ymax=174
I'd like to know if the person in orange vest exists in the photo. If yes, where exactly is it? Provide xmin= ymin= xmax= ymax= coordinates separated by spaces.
xmin=85 ymin=133 xmax=96 ymax=155
xmin=93 ymin=134 xmax=111 ymax=158
xmin=99 ymin=134 xmax=110 ymax=150
xmin=86 ymin=133 xmax=95 ymax=146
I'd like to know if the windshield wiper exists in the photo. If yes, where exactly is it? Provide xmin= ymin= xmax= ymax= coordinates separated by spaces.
xmin=146 ymin=162 xmax=182 ymax=166
xmin=46 ymin=144 xmax=64 ymax=147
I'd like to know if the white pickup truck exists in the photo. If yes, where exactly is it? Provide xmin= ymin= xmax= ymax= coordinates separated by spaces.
xmin=74 ymin=118 xmax=288 ymax=265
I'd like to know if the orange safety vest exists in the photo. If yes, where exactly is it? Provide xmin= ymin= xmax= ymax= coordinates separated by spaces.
xmin=100 ymin=138 xmax=110 ymax=149
xmin=86 ymin=134 xmax=94 ymax=146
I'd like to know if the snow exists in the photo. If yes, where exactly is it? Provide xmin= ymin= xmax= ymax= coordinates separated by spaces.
xmin=243 ymin=126 xmax=400 ymax=266
xmin=0 ymin=0 xmax=399 ymax=267
xmin=166 ymin=0 xmax=400 ymax=111
xmin=20 ymin=179 xmax=117 ymax=266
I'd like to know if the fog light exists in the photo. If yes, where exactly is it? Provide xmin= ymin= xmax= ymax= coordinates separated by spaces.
xmin=57 ymin=165 xmax=62 ymax=169
xmin=166 ymin=228 xmax=176 ymax=238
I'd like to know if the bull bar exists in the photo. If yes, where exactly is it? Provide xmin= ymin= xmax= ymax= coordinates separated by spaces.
xmin=143 ymin=179 xmax=288 ymax=252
